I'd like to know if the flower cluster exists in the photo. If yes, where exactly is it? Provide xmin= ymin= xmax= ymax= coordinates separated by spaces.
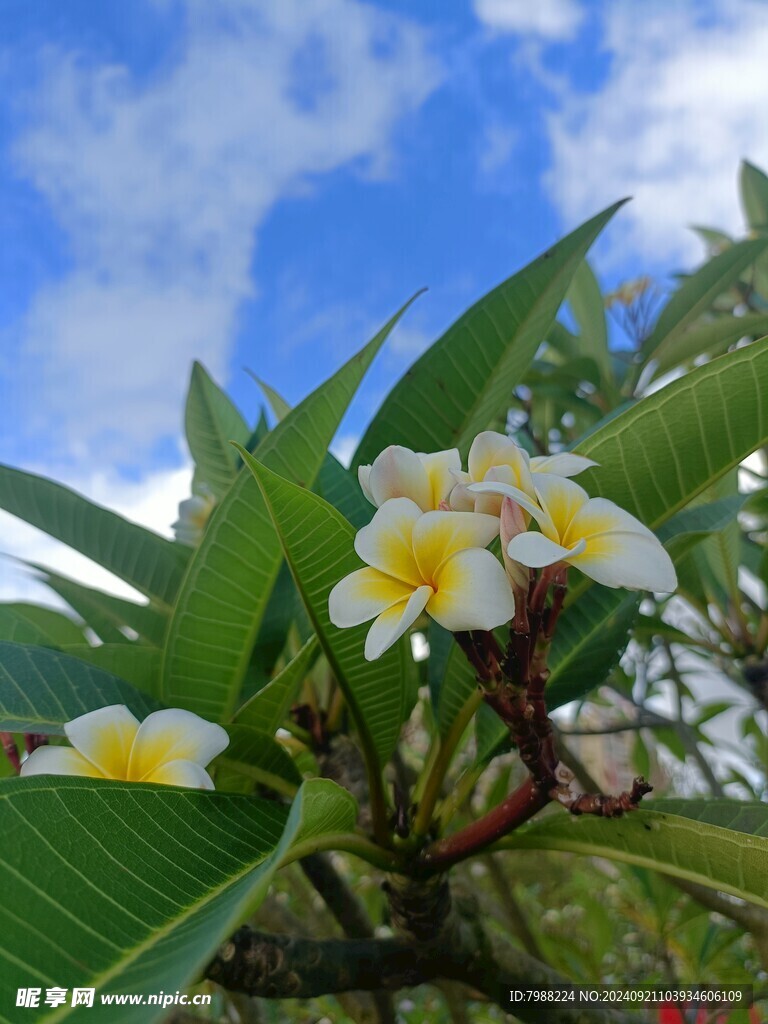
xmin=329 ymin=432 xmax=676 ymax=660
xmin=20 ymin=705 xmax=229 ymax=789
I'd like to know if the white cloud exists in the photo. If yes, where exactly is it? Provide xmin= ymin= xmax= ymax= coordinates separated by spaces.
xmin=545 ymin=1 xmax=768 ymax=265
xmin=11 ymin=0 xmax=440 ymax=465
xmin=0 ymin=465 xmax=192 ymax=607
xmin=477 ymin=120 xmax=519 ymax=179
xmin=473 ymin=0 xmax=584 ymax=41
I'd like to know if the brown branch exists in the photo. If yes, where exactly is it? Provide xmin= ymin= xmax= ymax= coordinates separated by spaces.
xmin=300 ymin=853 xmax=375 ymax=939
xmin=420 ymin=777 xmax=551 ymax=871
xmin=301 ymin=852 xmax=396 ymax=1024
xmin=206 ymin=925 xmax=635 ymax=1024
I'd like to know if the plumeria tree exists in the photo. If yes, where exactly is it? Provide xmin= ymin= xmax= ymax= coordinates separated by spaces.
xmin=0 ymin=169 xmax=767 ymax=1024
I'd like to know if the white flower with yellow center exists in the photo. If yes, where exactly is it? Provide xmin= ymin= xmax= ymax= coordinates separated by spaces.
xmin=358 ymin=445 xmax=461 ymax=512
xmin=329 ymin=497 xmax=516 ymax=660
xmin=469 ymin=474 xmax=677 ymax=592
xmin=450 ymin=431 xmax=597 ymax=516
xmin=20 ymin=705 xmax=229 ymax=790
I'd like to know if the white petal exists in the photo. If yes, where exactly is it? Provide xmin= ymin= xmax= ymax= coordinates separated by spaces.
xmin=143 ymin=759 xmax=215 ymax=790
xmin=329 ymin=567 xmax=415 ymax=628
xmin=428 ymin=548 xmax=515 ymax=631
xmin=448 ymin=471 xmax=475 ymax=512
xmin=367 ymin=446 xmax=432 ymax=511
xmin=127 ymin=709 xmax=229 ymax=781
xmin=532 ymin=474 xmax=589 ymax=539
xmin=20 ymin=745 xmax=105 ymax=779
xmin=530 ymin=453 xmax=598 ymax=477
xmin=467 ymin=431 xmax=516 ymax=481
xmin=64 ymin=705 xmax=140 ymax=779
xmin=468 ymin=481 xmax=545 ymax=524
xmin=419 ymin=449 xmax=462 ymax=507
xmin=364 ymin=585 xmax=432 ymax=661
xmin=412 ymin=510 xmax=499 ymax=583
xmin=354 ymin=497 xmax=423 ymax=585
xmin=566 ymin=496 xmax=657 ymax=545
xmin=357 ymin=465 xmax=375 ymax=505
xmin=571 ymin=531 xmax=678 ymax=592
xmin=506 ymin=532 xmax=586 ymax=569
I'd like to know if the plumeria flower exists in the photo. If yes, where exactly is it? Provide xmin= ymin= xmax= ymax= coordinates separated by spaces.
xmin=329 ymin=497 xmax=515 ymax=660
xmin=358 ymin=445 xmax=461 ymax=512
xmin=173 ymin=485 xmax=216 ymax=547
xmin=469 ymin=474 xmax=677 ymax=592
xmin=450 ymin=431 xmax=597 ymax=516
xmin=20 ymin=705 xmax=229 ymax=790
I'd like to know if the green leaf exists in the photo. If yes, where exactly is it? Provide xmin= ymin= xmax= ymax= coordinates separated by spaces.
xmin=32 ymin=565 xmax=169 ymax=647
xmin=566 ymin=259 xmax=612 ymax=386
xmin=0 ymin=777 xmax=355 ymax=1022
xmin=162 ymin=300 xmax=417 ymax=722
xmin=253 ymin=375 xmax=372 ymax=528
xmin=215 ymin=725 xmax=302 ymax=796
xmin=646 ymin=797 xmax=768 ymax=837
xmin=632 ymin=733 xmax=651 ymax=779
xmin=184 ymin=361 xmax=251 ymax=500
xmin=315 ymin=453 xmax=372 ymax=530
xmin=648 ymin=312 xmax=768 ymax=376
xmin=250 ymin=374 xmax=292 ymax=423
xmin=252 ymin=560 xmax=308 ymax=677
xmin=475 ymin=700 xmax=510 ymax=763
xmin=0 ymin=466 xmax=189 ymax=607
xmin=435 ymin=639 xmax=477 ymax=737
xmin=740 ymin=159 xmax=768 ymax=230
xmin=657 ymin=492 xmax=748 ymax=559
xmin=642 ymin=238 xmax=768 ymax=361
xmin=0 ymin=603 xmax=84 ymax=647
xmin=60 ymin=644 xmax=162 ymax=698
xmin=547 ymin=589 xmax=640 ymax=708
xmin=240 ymin=454 xmax=412 ymax=767
xmin=0 ymin=642 xmax=161 ymax=734
xmin=575 ymin=338 xmax=768 ymax=529
xmin=232 ymin=635 xmax=318 ymax=732
xmin=499 ymin=805 xmax=768 ymax=909
xmin=690 ymin=225 xmax=733 ymax=254
xmin=655 ymin=726 xmax=687 ymax=762
xmin=693 ymin=702 xmax=732 ymax=728
xmin=354 ymin=202 xmax=625 ymax=466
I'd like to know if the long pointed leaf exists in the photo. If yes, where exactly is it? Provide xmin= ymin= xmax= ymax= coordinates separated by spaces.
xmin=648 ymin=312 xmax=768 ymax=376
xmin=0 ymin=466 xmax=188 ymax=607
xmin=0 ymin=604 xmax=84 ymax=648
xmin=740 ymin=160 xmax=768 ymax=230
xmin=642 ymin=238 xmax=768 ymax=360
xmin=0 ymin=777 xmax=355 ymax=1022
xmin=575 ymin=338 xmax=768 ymax=529
xmin=184 ymin=361 xmax=251 ymax=499
xmin=498 ymin=805 xmax=768 ymax=909
xmin=239 ymin=453 xmax=411 ymax=767
xmin=60 ymin=644 xmax=162 ymax=699
xmin=31 ymin=563 xmax=168 ymax=646
xmin=232 ymin=635 xmax=319 ymax=732
xmin=0 ymin=642 xmax=160 ymax=733
xmin=354 ymin=202 xmax=625 ymax=466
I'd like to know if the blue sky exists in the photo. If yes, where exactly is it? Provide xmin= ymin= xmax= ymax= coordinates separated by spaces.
xmin=2 ymin=0 xmax=768 ymax=601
